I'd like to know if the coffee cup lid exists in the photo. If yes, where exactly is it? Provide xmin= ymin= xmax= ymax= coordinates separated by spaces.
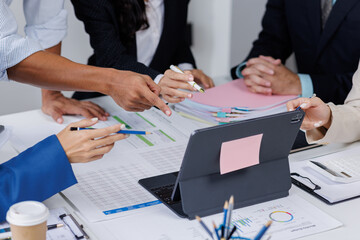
xmin=6 ymin=201 xmax=49 ymax=226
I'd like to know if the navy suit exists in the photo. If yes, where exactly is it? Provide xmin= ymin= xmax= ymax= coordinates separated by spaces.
xmin=71 ymin=0 xmax=195 ymax=100
xmin=231 ymin=0 xmax=360 ymax=104
xmin=0 ymin=135 xmax=77 ymax=221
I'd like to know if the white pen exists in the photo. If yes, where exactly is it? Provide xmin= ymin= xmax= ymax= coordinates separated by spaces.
xmin=169 ymin=65 xmax=205 ymax=93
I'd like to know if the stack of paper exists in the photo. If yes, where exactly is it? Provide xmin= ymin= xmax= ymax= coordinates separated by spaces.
xmin=174 ymin=79 xmax=297 ymax=124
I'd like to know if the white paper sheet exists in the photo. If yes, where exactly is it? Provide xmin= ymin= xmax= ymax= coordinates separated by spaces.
xmin=63 ymin=142 xmax=187 ymax=222
xmin=101 ymin=194 xmax=342 ymax=240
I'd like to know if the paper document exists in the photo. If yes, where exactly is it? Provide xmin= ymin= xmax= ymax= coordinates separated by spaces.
xmin=3 ymin=97 xmax=200 ymax=222
xmin=100 ymin=194 xmax=341 ymax=240
xmin=290 ymin=146 xmax=360 ymax=203
xmin=220 ymin=134 xmax=262 ymax=174
xmin=63 ymin=143 xmax=188 ymax=222
xmin=174 ymin=79 xmax=295 ymax=124
xmin=0 ymin=208 xmax=82 ymax=240
xmin=191 ymin=79 xmax=297 ymax=108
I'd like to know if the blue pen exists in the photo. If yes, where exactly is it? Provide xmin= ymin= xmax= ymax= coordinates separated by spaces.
xmin=253 ymin=221 xmax=272 ymax=240
xmin=70 ymin=127 xmax=152 ymax=135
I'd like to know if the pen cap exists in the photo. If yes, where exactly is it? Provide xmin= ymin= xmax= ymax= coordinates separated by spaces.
xmin=6 ymin=201 xmax=49 ymax=227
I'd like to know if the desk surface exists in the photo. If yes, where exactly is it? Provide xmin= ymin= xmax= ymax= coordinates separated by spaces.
xmin=1 ymin=106 xmax=359 ymax=240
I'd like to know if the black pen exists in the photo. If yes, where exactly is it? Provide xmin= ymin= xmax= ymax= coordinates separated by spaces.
xmin=227 ymin=226 xmax=237 ymax=240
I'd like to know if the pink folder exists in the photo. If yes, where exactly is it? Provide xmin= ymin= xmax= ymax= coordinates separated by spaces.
xmin=220 ymin=134 xmax=263 ymax=175
xmin=191 ymin=79 xmax=297 ymax=108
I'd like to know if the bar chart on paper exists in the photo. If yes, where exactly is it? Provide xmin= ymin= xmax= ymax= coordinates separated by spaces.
xmin=94 ymin=106 xmax=194 ymax=151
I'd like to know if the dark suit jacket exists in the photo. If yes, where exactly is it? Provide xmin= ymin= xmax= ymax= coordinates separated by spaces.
xmin=71 ymin=0 xmax=195 ymax=100
xmin=231 ymin=0 xmax=360 ymax=104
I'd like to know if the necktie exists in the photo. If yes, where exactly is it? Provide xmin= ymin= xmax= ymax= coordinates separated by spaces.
xmin=321 ymin=0 xmax=333 ymax=29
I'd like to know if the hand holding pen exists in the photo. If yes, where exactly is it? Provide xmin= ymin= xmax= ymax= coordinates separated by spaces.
xmin=286 ymin=94 xmax=332 ymax=130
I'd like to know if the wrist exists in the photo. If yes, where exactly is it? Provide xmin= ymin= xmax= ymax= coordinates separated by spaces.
xmin=290 ymin=74 xmax=302 ymax=95
xmin=323 ymin=106 xmax=332 ymax=130
xmin=41 ymin=89 xmax=62 ymax=102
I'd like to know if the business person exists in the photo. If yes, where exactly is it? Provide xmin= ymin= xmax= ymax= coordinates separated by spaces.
xmin=66 ymin=0 xmax=214 ymax=104
xmin=1 ymin=0 xmax=171 ymax=118
xmin=0 ymin=118 xmax=127 ymax=221
xmin=287 ymin=61 xmax=360 ymax=144
xmin=231 ymin=0 xmax=360 ymax=104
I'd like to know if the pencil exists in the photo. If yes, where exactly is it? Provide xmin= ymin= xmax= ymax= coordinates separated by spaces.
xmin=195 ymin=216 xmax=214 ymax=239
xmin=70 ymin=127 xmax=152 ymax=135
xmin=254 ymin=221 xmax=272 ymax=240
xmin=213 ymin=221 xmax=220 ymax=240
xmin=170 ymin=65 xmax=205 ymax=93
xmin=222 ymin=201 xmax=229 ymax=238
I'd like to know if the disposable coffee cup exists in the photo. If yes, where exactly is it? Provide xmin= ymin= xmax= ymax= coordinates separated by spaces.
xmin=6 ymin=201 xmax=49 ymax=240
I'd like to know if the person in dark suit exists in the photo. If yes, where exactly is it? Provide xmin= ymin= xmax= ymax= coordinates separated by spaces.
xmin=231 ymin=0 xmax=360 ymax=104
xmin=68 ymin=0 xmax=214 ymax=103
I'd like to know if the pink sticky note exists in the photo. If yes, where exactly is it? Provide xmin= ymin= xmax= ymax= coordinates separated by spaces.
xmin=220 ymin=134 xmax=263 ymax=175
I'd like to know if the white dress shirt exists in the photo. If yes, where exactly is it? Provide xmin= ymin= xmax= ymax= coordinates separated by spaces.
xmin=0 ymin=0 xmax=67 ymax=81
xmin=135 ymin=0 xmax=193 ymax=83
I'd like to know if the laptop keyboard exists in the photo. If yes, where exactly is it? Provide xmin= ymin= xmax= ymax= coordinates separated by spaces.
xmin=151 ymin=184 xmax=178 ymax=205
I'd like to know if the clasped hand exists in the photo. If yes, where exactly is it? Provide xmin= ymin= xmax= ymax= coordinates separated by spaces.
xmin=242 ymin=55 xmax=302 ymax=95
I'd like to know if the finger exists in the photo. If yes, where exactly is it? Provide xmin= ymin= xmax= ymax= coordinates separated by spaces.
xmin=250 ymin=84 xmax=272 ymax=95
xmin=286 ymin=98 xmax=313 ymax=111
xmin=86 ymin=106 xmax=108 ymax=121
xmin=247 ymin=59 xmax=276 ymax=74
xmin=192 ymin=71 xmax=213 ymax=89
xmin=241 ymin=66 xmax=262 ymax=77
xmin=69 ymin=117 xmax=99 ymax=128
xmin=162 ymin=95 xmax=185 ymax=103
xmin=83 ymin=101 xmax=108 ymax=118
xmin=165 ymin=69 xmax=194 ymax=82
xmin=161 ymin=87 xmax=192 ymax=99
xmin=88 ymin=123 xmax=123 ymax=139
xmin=165 ymin=79 xmax=195 ymax=92
xmin=142 ymin=87 xmax=172 ymax=116
xmin=49 ymin=106 xmax=64 ymax=124
xmin=132 ymin=101 xmax=153 ymax=110
xmin=92 ymin=132 xmax=128 ymax=149
xmin=259 ymin=55 xmax=281 ymax=65
xmin=244 ymin=74 xmax=271 ymax=88
xmin=144 ymin=75 xmax=162 ymax=96
xmin=250 ymin=63 xmax=275 ymax=75
xmin=86 ymin=154 xmax=105 ymax=162
xmin=90 ymin=143 xmax=115 ymax=156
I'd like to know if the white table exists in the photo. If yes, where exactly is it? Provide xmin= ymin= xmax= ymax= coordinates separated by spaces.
xmin=1 ymin=109 xmax=359 ymax=240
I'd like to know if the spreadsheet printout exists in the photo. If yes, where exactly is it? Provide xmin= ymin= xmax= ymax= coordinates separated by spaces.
xmin=63 ymin=143 xmax=187 ymax=222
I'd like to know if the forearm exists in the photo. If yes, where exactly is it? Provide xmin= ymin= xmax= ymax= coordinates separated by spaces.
xmin=8 ymin=51 xmax=113 ymax=94
xmin=42 ymin=43 xmax=62 ymax=97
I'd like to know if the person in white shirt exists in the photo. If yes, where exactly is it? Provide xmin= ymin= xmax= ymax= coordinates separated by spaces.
xmin=65 ymin=0 xmax=215 ymax=106
xmin=0 ymin=0 xmax=172 ymax=117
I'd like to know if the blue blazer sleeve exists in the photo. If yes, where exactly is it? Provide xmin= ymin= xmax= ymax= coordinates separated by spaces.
xmin=0 ymin=135 xmax=77 ymax=221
